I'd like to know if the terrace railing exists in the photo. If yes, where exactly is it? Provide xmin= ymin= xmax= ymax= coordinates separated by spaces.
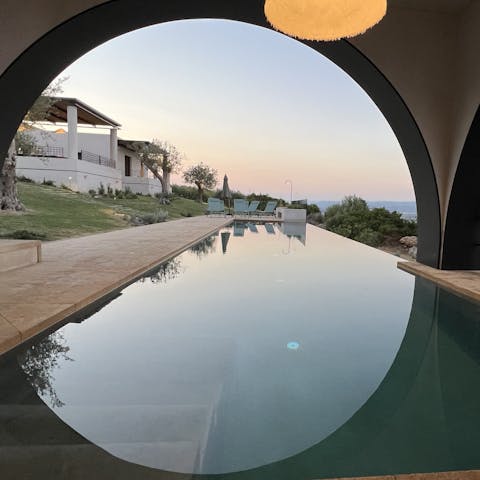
xmin=78 ymin=150 xmax=116 ymax=169
xmin=17 ymin=145 xmax=65 ymax=158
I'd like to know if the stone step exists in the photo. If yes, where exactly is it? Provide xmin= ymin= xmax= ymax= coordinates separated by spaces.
xmin=0 ymin=240 xmax=41 ymax=273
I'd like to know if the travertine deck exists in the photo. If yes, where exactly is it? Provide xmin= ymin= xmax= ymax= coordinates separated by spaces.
xmin=328 ymin=471 xmax=480 ymax=479
xmin=398 ymin=261 xmax=480 ymax=303
xmin=0 ymin=216 xmax=231 ymax=355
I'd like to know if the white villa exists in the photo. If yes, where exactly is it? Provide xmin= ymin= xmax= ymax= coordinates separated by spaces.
xmin=16 ymin=97 xmax=163 ymax=196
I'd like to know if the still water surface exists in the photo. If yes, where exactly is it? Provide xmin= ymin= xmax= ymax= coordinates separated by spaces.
xmin=1 ymin=222 xmax=479 ymax=479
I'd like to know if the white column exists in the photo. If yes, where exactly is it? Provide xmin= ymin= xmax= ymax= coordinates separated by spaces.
xmin=67 ymin=105 xmax=78 ymax=160
xmin=110 ymin=127 xmax=118 ymax=168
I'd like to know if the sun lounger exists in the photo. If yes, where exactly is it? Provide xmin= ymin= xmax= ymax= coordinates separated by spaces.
xmin=246 ymin=200 xmax=260 ymax=216
xmin=233 ymin=199 xmax=249 ymax=216
xmin=254 ymin=201 xmax=277 ymax=216
xmin=207 ymin=197 xmax=226 ymax=216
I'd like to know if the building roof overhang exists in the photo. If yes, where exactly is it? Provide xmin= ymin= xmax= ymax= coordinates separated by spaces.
xmin=44 ymin=97 xmax=121 ymax=128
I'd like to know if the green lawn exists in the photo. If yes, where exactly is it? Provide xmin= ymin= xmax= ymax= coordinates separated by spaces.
xmin=0 ymin=182 xmax=206 ymax=240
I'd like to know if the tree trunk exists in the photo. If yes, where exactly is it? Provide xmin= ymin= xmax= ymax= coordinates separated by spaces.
xmin=162 ymin=168 xmax=172 ymax=195
xmin=141 ymin=160 xmax=170 ymax=203
xmin=0 ymin=141 xmax=25 ymax=211
xmin=196 ymin=183 xmax=203 ymax=203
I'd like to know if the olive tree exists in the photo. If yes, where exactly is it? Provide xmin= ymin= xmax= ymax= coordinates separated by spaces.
xmin=0 ymin=78 xmax=65 ymax=211
xmin=183 ymin=163 xmax=218 ymax=202
xmin=133 ymin=139 xmax=182 ymax=201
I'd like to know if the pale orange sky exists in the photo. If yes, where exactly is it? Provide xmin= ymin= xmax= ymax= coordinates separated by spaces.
xmin=57 ymin=19 xmax=414 ymax=201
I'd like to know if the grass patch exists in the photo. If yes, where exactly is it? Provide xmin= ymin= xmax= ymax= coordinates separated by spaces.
xmin=0 ymin=182 xmax=206 ymax=240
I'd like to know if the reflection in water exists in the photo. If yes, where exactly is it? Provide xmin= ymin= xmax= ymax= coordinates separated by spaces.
xmin=278 ymin=222 xmax=307 ymax=245
xmin=139 ymin=257 xmax=184 ymax=285
xmin=18 ymin=332 xmax=72 ymax=408
xmin=221 ymin=231 xmax=230 ymax=254
xmin=189 ymin=235 xmax=217 ymax=259
xmin=2 ymin=226 xmax=480 ymax=479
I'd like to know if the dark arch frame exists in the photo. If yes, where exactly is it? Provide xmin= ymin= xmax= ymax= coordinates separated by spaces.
xmin=0 ymin=0 xmax=441 ymax=267
xmin=442 ymin=106 xmax=480 ymax=269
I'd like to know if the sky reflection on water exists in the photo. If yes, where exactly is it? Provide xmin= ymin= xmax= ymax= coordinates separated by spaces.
xmin=16 ymin=224 xmax=415 ymax=475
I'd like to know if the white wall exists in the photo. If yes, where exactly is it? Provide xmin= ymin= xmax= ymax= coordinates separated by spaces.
xmin=28 ymin=130 xmax=113 ymax=159
xmin=123 ymin=176 xmax=162 ymax=196
xmin=117 ymin=145 xmax=144 ymax=177
xmin=17 ymin=156 xmax=122 ymax=192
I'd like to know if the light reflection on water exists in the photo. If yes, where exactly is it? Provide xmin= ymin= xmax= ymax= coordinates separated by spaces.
xmin=16 ymin=223 xmax=415 ymax=475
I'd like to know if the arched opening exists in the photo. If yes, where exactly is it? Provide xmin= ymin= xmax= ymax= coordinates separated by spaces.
xmin=0 ymin=0 xmax=441 ymax=267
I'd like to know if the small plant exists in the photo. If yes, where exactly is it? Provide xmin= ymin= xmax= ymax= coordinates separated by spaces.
xmin=6 ymin=230 xmax=47 ymax=240
xmin=107 ymin=184 xmax=114 ymax=198
xmin=60 ymin=183 xmax=72 ymax=191
xmin=42 ymin=179 xmax=55 ymax=186
xmin=16 ymin=175 xmax=35 ymax=183
xmin=132 ymin=210 xmax=168 ymax=225
xmin=114 ymin=189 xmax=124 ymax=199
xmin=88 ymin=189 xmax=96 ymax=197
xmin=98 ymin=183 xmax=105 ymax=196
xmin=180 ymin=211 xmax=193 ymax=217
xmin=124 ymin=187 xmax=137 ymax=199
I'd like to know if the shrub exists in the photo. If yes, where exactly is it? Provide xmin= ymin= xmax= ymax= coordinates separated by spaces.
xmin=307 ymin=204 xmax=320 ymax=215
xmin=133 ymin=210 xmax=168 ymax=225
xmin=324 ymin=195 xmax=417 ymax=248
xmin=106 ymin=185 xmax=114 ymax=198
xmin=42 ymin=179 xmax=54 ymax=186
xmin=307 ymin=212 xmax=324 ymax=225
xmin=98 ymin=183 xmax=105 ymax=196
xmin=124 ymin=187 xmax=137 ymax=199
xmin=172 ymin=184 xmax=201 ymax=201
xmin=88 ymin=189 xmax=96 ymax=197
xmin=355 ymin=229 xmax=384 ymax=247
xmin=16 ymin=176 xmax=35 ymax=183
xmin=5 ymin=230 xmax=47 ymax=240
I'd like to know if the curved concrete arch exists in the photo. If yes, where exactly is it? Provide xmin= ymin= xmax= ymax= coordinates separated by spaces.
xmin=442 ymin=106 xmax=480 ymax=269
xmin=0 ymin=0 xmax=441 ymax=266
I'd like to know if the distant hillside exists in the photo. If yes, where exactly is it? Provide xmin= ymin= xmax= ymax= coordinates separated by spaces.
xmin=314 ymin=200 xmax=417 ymax=220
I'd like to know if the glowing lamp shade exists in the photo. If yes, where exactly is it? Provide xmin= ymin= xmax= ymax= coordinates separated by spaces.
xmin=264 ymin=0 xmax=387 ymax=41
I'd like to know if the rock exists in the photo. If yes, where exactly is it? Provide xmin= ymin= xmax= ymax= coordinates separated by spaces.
xmin=400 ymin=236 xmax=417 ymax=248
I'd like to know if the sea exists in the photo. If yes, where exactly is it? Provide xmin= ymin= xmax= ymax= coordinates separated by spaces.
xmin=313 ymin=200 xmax=417 ymax=221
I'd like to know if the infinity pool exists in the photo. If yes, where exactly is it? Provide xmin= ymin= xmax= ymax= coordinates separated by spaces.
xmin=1 ymin=223 xmax=479 ymax=479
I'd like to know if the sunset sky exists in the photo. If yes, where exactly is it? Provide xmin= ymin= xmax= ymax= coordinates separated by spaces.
xmin=56 ymin=19 xmax=414 ymax=202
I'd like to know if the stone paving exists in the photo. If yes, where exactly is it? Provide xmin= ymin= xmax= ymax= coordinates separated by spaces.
xmin=398 ymin=261 xmax=480 ymax=303
xmin=329 ymin=471 xmax=480 ymax=479
xmin=0 ymin=216 xmax=231 ymax=355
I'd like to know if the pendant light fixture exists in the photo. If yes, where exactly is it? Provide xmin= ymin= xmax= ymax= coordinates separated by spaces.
xmin=264 ymin=0 xmax=387 ymax=41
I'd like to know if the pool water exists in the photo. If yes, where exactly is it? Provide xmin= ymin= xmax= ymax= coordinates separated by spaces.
xmin=1 ymin=223 xmax=480 ymax=479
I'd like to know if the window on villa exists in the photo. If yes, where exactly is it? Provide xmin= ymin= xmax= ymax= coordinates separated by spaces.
xmin=125 ymin=156 xmax=131 ymax=176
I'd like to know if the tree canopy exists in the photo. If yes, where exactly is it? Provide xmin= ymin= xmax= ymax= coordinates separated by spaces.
xmin=324 ymin=195 xmax=416 ymax=247
xmin=132 ymin=139 xmax=182 ymax=198
xmin=183 ymin=163 xmax=218 ymax=202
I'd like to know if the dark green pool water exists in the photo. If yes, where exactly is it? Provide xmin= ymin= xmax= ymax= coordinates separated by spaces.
xmin=1 ymin=223 xmax=479 ymax=479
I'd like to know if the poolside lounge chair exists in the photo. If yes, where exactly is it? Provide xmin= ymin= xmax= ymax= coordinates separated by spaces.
xmin=254 ymin=201 xmax=277 ymax=216
xmin=207 ymin=198 xmax=226 ymax=216
xmin=246 ymin=200 xmax=260 ymax=216
xmin=233 ymin=199 xmax=249 ymax=216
